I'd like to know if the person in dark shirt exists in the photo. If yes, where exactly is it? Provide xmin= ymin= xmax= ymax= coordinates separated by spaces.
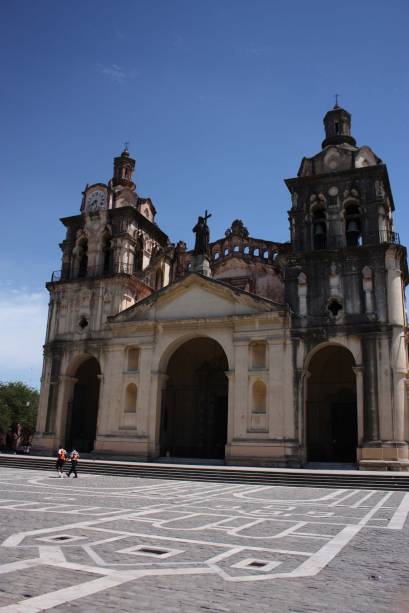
xmin=67 ymin=450 xmax=79 ymax=478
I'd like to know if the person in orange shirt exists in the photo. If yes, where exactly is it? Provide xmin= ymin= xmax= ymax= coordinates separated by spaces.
xmin=56 ymin=448 xmax=67 ymax=478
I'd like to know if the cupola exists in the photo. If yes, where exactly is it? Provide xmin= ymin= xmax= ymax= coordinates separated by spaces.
xmin=112 ymin=146 xmax=136 ymax=189
xmin=322 ymin=104 xmax=356 ymax=149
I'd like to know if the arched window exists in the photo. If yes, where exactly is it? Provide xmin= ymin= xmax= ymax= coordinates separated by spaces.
xmin=127 ymin=347 xmax=139 ymax=371
xmin=312 ymin=209 xmax=327 ymax=249
xmin=224 ymin=248 xmax=229 ymax=256
xmin=213 ymin=252 xmax=220 ymax=260
xmin=233 ymin=245 xmax=240 ymax=252
xmin=252 ymin=381 xmax=267 ymax=414
xmin=125 ymin=383 xmax=137 ymax=413
xmin=253 ymin=248 xmax=260 ymax=256
xmin=345 ymin=204 xmax=362 ymax=246
xmin=78 ymin=238 xmax=88 ymax=277
xmin=243 ymin=246 xmax=250 ymax=255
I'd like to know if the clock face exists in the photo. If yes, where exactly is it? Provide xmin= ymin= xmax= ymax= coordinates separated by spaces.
xmin=86 ymin=189 xmax=107 ymax=212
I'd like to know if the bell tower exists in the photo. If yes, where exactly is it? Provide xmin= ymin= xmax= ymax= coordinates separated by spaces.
xmin=284 ymin=104 xmax=409 ymax=471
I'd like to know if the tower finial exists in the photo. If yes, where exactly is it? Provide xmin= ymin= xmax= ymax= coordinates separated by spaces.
xmin=122 ymin=141 xmax=130 ymax=156
xmin=334 ymin=93 xmax=339 ymax=108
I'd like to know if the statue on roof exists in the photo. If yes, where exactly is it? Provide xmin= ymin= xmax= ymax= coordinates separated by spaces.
xmin=192 ymin=210 xmax=211 ymax=255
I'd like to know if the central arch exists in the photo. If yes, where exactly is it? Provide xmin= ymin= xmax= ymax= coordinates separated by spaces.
xmin=306 ymin=345 xmax=357 ymax=463
xmin=65 ymin=357 xmax=101 ymax=452
xmin=160 ymin=337 xmax=228 ymax=460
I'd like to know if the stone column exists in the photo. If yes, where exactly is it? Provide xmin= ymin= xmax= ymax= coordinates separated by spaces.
xmin=97 ymin=346 xmax=124 ymax=433
xmin=392 ymin=370 xmax=407 ymax=443
xmin=386 ymin=248 xmax=405 ymax=326
xmin=362 ymin=267 xmax=374 ymax=315
xmin=149 ymin=371 xmax=169 ymax=458
xmin=231 ymin=340 xmax=248 ymax=438
xmin=297 ymin=273 xmax=307 ymax=317
xmin=225 ymin=370 xmax=236 ymax=444
xmin=299 ymin=368 xmax=310 ymax=462
xmin=55 ymin=375 xmax=78 ymax=443
xmin=352 ymin=366 xmax=364 ymax=443
xmin=95 ymin=373 xmax=104 ymax=436
xmin=362 ymin=337 xmax=379 ymax=442
xmin=36 ymin=355 xmax=52 ymax=433
xmin=44 ymin=382 xmax=59 ymax=434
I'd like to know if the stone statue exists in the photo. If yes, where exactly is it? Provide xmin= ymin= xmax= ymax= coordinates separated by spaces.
xmin=193 ymin=211 xmax=211 ymax=255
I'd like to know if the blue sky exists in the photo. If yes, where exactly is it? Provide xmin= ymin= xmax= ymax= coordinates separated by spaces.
xmin=0 ymin=0 xmax=408 ymax=387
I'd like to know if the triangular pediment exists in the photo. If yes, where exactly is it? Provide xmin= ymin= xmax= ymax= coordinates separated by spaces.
xmin=110 ymin=274 xmax=285 ymax=324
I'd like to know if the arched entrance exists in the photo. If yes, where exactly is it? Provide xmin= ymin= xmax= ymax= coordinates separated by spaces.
xmin=160 ymin=338 xmax=228 ymax=460
xmin=66 ymin=357 xmax=100 ymax=452
xmin=306 ymin=345 xmax=357 ymax=463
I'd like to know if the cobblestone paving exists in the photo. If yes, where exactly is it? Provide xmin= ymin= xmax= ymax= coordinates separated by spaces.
xmin=0 ymin=467 xmax=408 ymax=612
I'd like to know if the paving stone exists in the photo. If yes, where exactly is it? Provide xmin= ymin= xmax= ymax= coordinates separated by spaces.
xmin=0 ymin=467 xmax=408 ymax=612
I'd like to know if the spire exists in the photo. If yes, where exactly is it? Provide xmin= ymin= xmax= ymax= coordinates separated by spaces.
xmin=322 ymin=102 xmax=356 ymax=149
xmin=112 ymin=145 xmax=135 ymax=189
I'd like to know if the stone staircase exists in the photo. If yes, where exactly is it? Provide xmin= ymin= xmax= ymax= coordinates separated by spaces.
xmin=1 ymin=453 xmax=409 ymax=491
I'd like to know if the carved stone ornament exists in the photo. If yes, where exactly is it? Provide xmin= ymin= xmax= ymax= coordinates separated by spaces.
xmin=362 ymin=265 xmax=373 ymax=280
xmin=225 ymin=219 xmax=249 ymax=239
xmin=297 ymin=272 xmax=307 ymax=285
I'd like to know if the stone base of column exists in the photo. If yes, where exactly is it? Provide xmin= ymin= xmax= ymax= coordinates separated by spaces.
xmin=358 ymin=441 xmax=409 ymax=471
xmin=31 ymin=432 xmax=60 ymax=455
xmin=226 ymin=440 xmax=302 ymax=468
xmin=94 ymin=434 xmax=150 ymax=459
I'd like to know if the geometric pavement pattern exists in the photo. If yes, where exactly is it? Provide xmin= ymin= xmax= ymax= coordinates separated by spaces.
xmin=0 ymin=468 xmax=408 ymax=611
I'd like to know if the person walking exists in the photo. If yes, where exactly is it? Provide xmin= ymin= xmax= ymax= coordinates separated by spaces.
xmin=56 ymin=447 xmax=67 ymax=478
xmin=67 ymin=449 xmax=79 ymax=478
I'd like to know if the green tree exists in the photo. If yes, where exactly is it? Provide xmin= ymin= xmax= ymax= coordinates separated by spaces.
xmin=0 ymin=382 xmax=39 ymax=446
xmin=0 ymin=403 xmax=11 ymax=435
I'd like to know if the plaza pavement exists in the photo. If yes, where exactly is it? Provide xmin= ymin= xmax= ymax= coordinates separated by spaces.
xmin=0 ymin=467 xmax=408 ymax=612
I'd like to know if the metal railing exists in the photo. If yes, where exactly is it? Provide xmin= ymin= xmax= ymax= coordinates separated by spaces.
xmin=50 ymin=262 xmax=139 ymax=283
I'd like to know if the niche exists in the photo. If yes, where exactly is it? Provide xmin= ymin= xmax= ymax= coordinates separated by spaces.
xmin=121 ymin=383 xmax=138 ymax=429
xmin=250 ymin=342 xmax=267 ymax=369
xmin=127 ymin=347 xmax=140 ymax=371
xmin=124 ymin=383 xmax=137 ymax=413
xmin=252 ymin=380 xmax=267 ymax=414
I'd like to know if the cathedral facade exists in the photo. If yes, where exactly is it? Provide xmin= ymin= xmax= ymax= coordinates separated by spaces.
xmin=34 ymin=105 xmax=409 ymax=470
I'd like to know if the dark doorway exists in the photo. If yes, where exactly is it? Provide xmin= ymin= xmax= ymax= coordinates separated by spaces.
xmin=66 ymin=358 xmax=100 ymax=452
xmin=306 ymin=346 xmax=357 ymax=463
xmin=160 ymin=338 xmax=228 ymax=460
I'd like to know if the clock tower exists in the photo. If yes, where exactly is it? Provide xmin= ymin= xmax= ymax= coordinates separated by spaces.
xmin=35 ymin=148 xmax=171 ymax=453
